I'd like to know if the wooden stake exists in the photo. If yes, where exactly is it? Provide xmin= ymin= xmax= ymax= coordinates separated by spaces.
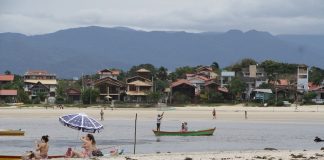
xmin=134 ymin=113 xmax=137 ymax=154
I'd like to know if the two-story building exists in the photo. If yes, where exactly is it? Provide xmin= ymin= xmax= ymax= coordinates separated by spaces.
xmin=240 ymin=65 xmax=268 ymax=99
xmin=196 ymin=66 xmax=218 ymax=79
xmin=23 ymin=70 xmax=57 ymax=100
xmin=297 ymin=64 xmax=309 ymax=92
xmin=125 ymin=69 xmax=153 ymax=102
xmin=220 ymin=71 xmax=235 ymax=87
xmin=94 ymin=69 xmax=125 ymax=102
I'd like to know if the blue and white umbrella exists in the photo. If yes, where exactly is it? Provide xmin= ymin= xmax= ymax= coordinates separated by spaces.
xmin=59 ymin=113 xmax=103 ymax=133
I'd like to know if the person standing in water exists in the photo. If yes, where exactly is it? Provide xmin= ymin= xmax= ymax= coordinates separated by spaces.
xmin=212 ymin=108 xmax=216 ymax=119
xmin=156 ymin=112 xmax=164 ymax=131
xmin=100 ymin=109 xmax=104 ymax=121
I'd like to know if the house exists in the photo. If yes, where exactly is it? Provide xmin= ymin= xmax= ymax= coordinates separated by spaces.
xmin=240 ymin=65 xmax=268 ymax=99
xmin=297 ymin=64 xmax=309 ymax=92
xmin=66 ymin=88 xmax=81 ymax=103
xmin=125 ymin=72 xmax=153 ymax=102
xmin=94 ymin=76 xmax=125 ymax=102
xmin=23 ymin=70 xmax=57 ymax=100
xmin=271 ymin=79 xmax=296 ymax=100
xmin=135 ymin=68 xmax=152 ymax=80
xmin=0 ymin=74 xmax=14 ymax=86
xmin=251 ymin=89 xmax=273 ymax=102
xmin=196 ymin=66 xmax=217 ymax=79
xmin=0 ymin=89 xmax=17 ymax=103
xmin=97 ymin=69 xmax=120 ymax=80
xmin=186 ymin=74 xmax=208 ymax=95
xmin=170 ymin=79 xmax=195 ymax=103
xmin=220 ymin=71 xmax=235 ymax=87
xmin=309 ymin=83 xmax=324 ymax=104
xmin=0 ymin=74 xmax=17 ymax=103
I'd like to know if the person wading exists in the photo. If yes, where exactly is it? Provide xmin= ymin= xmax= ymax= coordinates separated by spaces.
xmin=100 ymin=109 xmax=104 ymax=121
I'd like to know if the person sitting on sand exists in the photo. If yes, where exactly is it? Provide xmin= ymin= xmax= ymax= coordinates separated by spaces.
xmin=35 ymin=135 xmax=49 ymax=159
xmin=67 ymin=134 xmax=102 ymax=158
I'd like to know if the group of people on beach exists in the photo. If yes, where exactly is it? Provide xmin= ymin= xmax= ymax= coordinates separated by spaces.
xmin=23 ymin=133 xmax=102 ymax=159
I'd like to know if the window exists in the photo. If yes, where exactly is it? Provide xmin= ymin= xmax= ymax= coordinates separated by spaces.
xmin=299 ymin=75 xmax=307 ymax=79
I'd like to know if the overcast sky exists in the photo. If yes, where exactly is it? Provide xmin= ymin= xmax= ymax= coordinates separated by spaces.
xmin=1 ymin=0 xmax=324 ymax=35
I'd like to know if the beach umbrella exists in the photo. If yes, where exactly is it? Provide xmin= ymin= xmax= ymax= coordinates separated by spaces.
xmin=59 ymin=113 xmax=103 ymax=133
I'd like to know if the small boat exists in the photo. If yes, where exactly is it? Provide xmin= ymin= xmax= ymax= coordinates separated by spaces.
xmin=0 ymin=129 xmax=25 ymax=136
xmin=153 ymin=127 xmax=216 ymax=136
xmin=0 ymin=155 xmax=65 ymax=160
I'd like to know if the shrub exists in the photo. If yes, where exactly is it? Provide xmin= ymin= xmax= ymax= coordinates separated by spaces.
xmin=172 ymin=92 xmax=191 ymax=104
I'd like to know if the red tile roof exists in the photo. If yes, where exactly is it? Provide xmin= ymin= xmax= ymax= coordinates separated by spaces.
xmin=111 ymin=70 xmax=120 ymax=75
xmin=0 ymin=74 xmax=14 ymax=81
xmin=25 ymin=70 xmax=51 ymax=75
xmin=0 ymin=90 xmax=17 ymax=96
xmin=270 ymin=79 xmax=289 ymax=86
xmin=171 ymin=79 xmax=195 ymax=88
xmin=217 ymin=87 xmax=229 ymax=93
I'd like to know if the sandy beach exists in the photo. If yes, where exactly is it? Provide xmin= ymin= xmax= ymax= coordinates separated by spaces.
xmin=1 ymin=104 xmax=324 ymax=159
xmin=1 ymin=104 xmax=324 ymax=123
xmin=113 ymin=150 xmax=324 ymax=160
xmin=51 ymin=150 xmax=324 ymax=160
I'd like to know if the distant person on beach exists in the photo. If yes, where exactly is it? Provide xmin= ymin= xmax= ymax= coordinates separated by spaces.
xmin=212 ymin=108 xmax=216 ymax=119
xmin=100 ymin=109 xmax=104 ymax=121
xmin=181 ymin=122 xmax=188 ymax=132
xmin=67 ymin=133 xmax=102 ymax=158
xmin=35 ymin=135 xmax=49 ymax=159
xmin=156 ymin=112 xmax=164 ymax=131
xmin=181 ymin=122 xmax=185 ymax=132
xmin=184 ymin=122 xmax=188 ymax=131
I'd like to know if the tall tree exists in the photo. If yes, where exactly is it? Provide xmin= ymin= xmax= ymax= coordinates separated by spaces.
xmin=309 ymin=66 xmax=324 ymax=85
xmin=170 ymin=66 xmax=195 ymax=80
xmin=228 ymin=77 xmax=246 ymax=101
xmin=4 ymin=70 xmax=11 ymax=75
xmin=211 ymin=62 xmax=219 ymax=70
xmin=156 ymin=66 xmax=168 ymax=81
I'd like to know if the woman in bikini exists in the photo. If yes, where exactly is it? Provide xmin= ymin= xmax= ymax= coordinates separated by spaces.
xmin=35 ymin=135 xmax=49 ymax=159
xmin=68 ymin=134 xmax=97 ymax=158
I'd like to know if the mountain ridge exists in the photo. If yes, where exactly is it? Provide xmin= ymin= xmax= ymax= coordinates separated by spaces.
xmin=0 ymin=26 xmax=323 ymax=78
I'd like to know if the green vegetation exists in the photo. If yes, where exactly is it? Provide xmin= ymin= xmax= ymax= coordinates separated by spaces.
xmin=81 ymin=88 xmax=99 ymax=104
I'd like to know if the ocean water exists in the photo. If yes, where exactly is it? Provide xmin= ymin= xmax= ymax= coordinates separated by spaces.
xmin=0 ymin=117 xmax=323 ymax=155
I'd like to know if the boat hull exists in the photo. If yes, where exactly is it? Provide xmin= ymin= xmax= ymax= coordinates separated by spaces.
xmin=0 ymin=130 xmax=25 ymax=136
xmin=0 ymin=155 xmax=65 ymax=160
xmin=153 ymin=127 xmax=216 ymax=136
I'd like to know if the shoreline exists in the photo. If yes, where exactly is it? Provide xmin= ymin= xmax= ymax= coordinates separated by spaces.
xmin=52 ymin=149 xmax=324 ymax=160
xmin=1 ymin=105 xmax=323 ymax=123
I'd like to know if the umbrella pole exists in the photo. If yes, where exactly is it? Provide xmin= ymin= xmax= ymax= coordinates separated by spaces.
xmin=75 ymin=130 xmax=81 ymax=150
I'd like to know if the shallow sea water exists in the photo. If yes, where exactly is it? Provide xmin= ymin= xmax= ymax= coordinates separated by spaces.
xmin=1 ymin=117 xmax=323 ymax=155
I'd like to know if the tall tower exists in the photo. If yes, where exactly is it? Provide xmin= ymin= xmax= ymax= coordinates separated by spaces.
xmin=297 ymin=64 xmax=308 ymax=92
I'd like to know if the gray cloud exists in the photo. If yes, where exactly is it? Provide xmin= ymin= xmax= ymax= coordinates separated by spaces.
xmin=0 ymin=0 xmax=323 ymax=35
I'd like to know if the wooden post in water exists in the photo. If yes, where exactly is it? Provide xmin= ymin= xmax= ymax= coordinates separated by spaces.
xmin=245 ymin=111 xmax=247 ymax=119
xmin=134 ymin=113 xmax=137 ymax=154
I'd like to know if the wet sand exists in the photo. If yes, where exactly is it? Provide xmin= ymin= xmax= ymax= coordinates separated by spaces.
xmin=1 ymin=104 xmax=323 ymax=123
